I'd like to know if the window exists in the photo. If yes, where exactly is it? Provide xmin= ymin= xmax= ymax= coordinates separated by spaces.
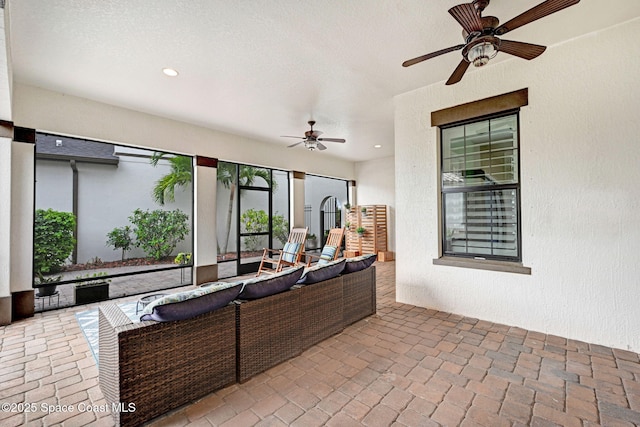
xmin=34 ymin=133 xmax=194 ymax=310
xmin=441 ymin=112 xmax=521 ymax=261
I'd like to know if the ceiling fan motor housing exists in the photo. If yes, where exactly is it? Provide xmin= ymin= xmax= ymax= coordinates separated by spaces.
xmin=473 ymin=0 xmax=490 ymax=13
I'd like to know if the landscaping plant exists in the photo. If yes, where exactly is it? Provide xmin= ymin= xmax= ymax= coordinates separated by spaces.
xmin=240 ymin=209 xmax=289 ymax=251
xmin=33 ymin=208 xmax=76 ymax=275
xmin=129 ymin=208 xmax=190 ymax=260
xmin=106 ymin=225 xmax=134 ymax=261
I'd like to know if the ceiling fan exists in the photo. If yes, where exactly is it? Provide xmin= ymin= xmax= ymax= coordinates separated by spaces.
xmin=402 ymin=0 xmax=580 ymax=85
xmin=281 ymin=121 xmax=346 ymax=151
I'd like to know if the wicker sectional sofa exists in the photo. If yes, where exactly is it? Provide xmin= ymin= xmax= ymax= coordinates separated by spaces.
xmin=98 ymin=263 xmax=376 ymax=427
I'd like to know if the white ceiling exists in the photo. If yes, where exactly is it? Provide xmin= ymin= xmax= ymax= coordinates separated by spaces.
xmin=6 ymin=1 xmax=640 ymax=162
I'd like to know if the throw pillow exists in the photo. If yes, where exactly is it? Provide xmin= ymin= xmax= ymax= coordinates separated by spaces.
xmin=238 ymin=265 xmax=305 ymax=299
xmin=281 ymin=242 xmax=301 ymax=263
xmin=317 ymin=245 xmax=338 ymax=266
xmin=140 ymin=281 xmax=242 ymax=322
xmin=342 ymin=253 xmax=377 ymax=274
xmin=297 ymin=258 xmax=346 ymax=285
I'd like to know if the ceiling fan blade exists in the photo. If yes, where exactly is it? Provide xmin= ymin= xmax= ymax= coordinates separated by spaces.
xmin=499 ymin=40 xmax=546 ymax=60
xmin=402 ymin=44 xmax=465 ymax=67
xmin=317 ymin=138 xmax=345 ymax=143
xmin=445 ymin=59 xmax=471 ymax=85
xmin=495 ymin=0 xmax=580 ymax=36
xmin=317 ymin=143 xmax=328 ymax=151
xmin=281 ymin=135 xmax=304 ymax=139
xmin=448 ymin=3 xmax=483 ymax=34
xmin=311 ymin=130 xmax=323 ymax=137
xmin=287 ymin=141 xmax=304 ymax=148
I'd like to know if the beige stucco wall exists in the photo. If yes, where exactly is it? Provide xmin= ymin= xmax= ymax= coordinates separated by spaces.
xmin=12 ymin=83 xmax=356 ymax=180
xmin=394 ymin=18 xmax=640 ymax=352
xmin=355 ymin=156 xmax=395 ymax=252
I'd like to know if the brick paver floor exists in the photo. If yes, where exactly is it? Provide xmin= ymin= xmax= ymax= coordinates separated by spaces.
xmin=2 ymin=261 xmax=640 ymax=426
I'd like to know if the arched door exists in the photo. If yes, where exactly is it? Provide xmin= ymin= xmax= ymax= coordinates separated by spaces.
xmin=319 ymin=196 xmax=342 ymax=247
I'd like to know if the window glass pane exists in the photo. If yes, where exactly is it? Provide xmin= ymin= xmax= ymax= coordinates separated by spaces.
xmin=442 ymin=127 xmax=464 ymax=159
xmin=487 ymin=148 xmax=517 ymax=184
xmin=442 ymin=126 xmax=465 ymax=189
xmin=491 ymin=115 xmax=518 ymax=149
xmin=444 ymin=190 xmax=518 ymax=258
xmin=240 ymin=165 xmax=270 ymax=188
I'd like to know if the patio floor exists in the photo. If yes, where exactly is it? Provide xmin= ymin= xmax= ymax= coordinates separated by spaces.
xmin=2 ymin=261 xmax=640 ymax=426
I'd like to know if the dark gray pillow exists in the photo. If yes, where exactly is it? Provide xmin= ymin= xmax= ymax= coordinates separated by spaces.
xmin=238 ymin=266 xmax=304 ymax=299
xmin=140 ymin=282 xmax=242 ymax=322
xmin=297 ymin=258 xmax=346 ymax=285
xmin=342 ymin=253 xmax=377 ymax=274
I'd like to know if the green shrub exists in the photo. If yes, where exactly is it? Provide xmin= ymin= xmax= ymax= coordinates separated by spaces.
xmin=240 ymin=209 xmax=289 ymax=251
xmin=240 ymin=209 xmax=269 ymax=251
xmin=129 ymin=208 xmax=189 ymax=260
xmin=106 ymin=225 xmax=134 ymax=261
xmin=272 ymin=213 xmax=289 ymax=246
xmin=33 ymin=209 xmax=76 ymax=275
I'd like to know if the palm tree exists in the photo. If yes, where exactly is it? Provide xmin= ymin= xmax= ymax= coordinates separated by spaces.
xmin=150 ymin=153 xmax=193 ymax=205
xmin=151 ymin=155 xmax=276 ymax=257
xmin=217 ymin=162 xmax=275 ymax=256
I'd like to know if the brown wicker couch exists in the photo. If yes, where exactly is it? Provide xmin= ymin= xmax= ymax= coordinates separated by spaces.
xmin=98 ymin=303 xmax=237 ymax=427
xmin=236 ymin=266 xmax=376 ymax=382
xmin=99 ymin=265 xmax=376 ymax=426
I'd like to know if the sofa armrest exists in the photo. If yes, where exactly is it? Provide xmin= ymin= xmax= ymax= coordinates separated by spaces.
xmin=99 ymin=303 xmax=237 ymax=427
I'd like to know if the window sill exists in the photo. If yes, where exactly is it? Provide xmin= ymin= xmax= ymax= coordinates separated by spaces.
xmin=433 ymin=256 xmax=531 ymax=275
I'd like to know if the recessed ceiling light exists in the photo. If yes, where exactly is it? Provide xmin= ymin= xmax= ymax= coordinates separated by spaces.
xmin=162 ymin=68 xmax=179 ymax=77
xmin=374 ymin=144 xmax=382 ymax=148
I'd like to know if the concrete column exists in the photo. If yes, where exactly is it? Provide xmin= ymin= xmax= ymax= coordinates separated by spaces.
xmin=0 ymin=128 xmax=11 ymax=325
xmin=291 ymin=171 xmax=305 ymax=228
xmin=9 ymin=127 xmax=36 ymax=321
xmin=193 ymin=156 xmax=218 ymax=285
xmin=348 ymin=180 xmax=357 ymax=207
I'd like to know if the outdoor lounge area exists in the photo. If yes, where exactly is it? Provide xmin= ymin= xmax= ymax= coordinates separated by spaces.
xmin=3 ymin=261 xmax=640 ymax=426
xmin=2 ymin=1 xmax=640 ymax=427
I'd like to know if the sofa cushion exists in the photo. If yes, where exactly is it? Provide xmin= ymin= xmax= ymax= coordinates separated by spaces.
xmin=281 ymin=242 xmax=301 ymax=263
xmin=140 ymin=282 xmax=242 ymax=322
xmin=297 ymin=258 xmax=346 ymax=285
xmin=317 ymin=245 xmax=338 ymax=265
xmin=238 ymin=265 xmax=304 ymax=299
xmin=342 ymin=253 xmax=377 ymax=274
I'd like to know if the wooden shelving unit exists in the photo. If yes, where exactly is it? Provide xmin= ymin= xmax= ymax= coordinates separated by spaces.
xmin=345 ymin=205 xmax=392 ymax=261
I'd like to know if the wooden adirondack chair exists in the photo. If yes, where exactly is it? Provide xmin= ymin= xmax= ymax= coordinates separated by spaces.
xmin=306 ymin=227 xmax=345 ymax=266
xmin=256 ymin=227 xmax=308 ymax=276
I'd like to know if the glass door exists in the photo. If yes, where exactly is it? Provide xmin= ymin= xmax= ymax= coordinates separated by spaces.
xmin=216 ymin=162 xmax=290 ymax=278
xmin=238 ymin=173 xmax=271 ymax=275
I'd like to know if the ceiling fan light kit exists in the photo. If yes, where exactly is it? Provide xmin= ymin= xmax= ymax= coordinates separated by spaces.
xmin=402 ymin=0 xmax=581 ymax=84
xmin=464 ymin=37 xmax=500 ymax=67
